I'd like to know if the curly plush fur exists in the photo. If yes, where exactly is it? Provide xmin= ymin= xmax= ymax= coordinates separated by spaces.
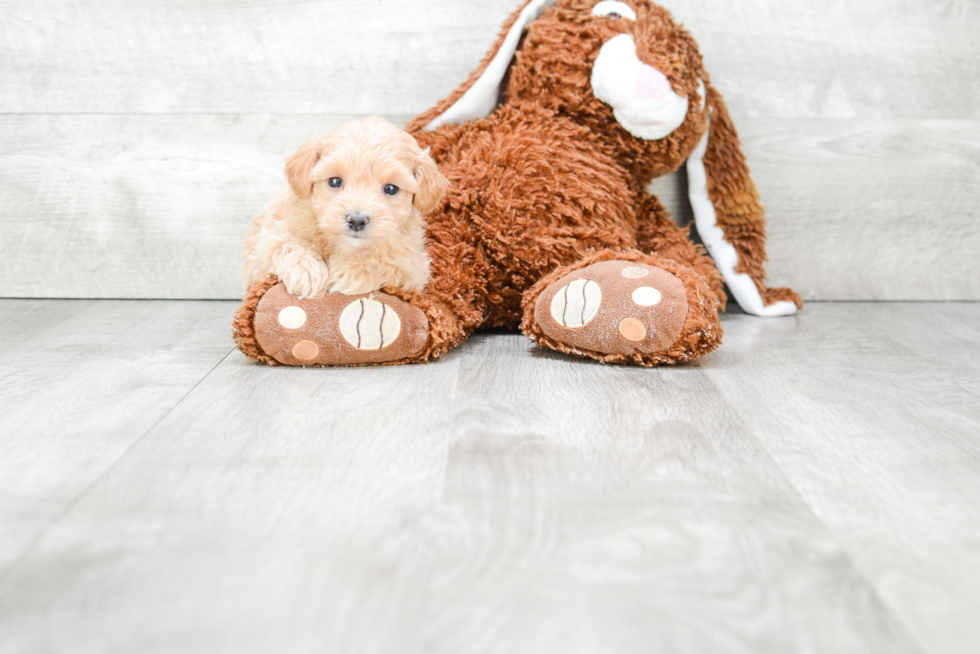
xmin=236 ymin=0 xmax=801 ymax=367
xmin=232 ymin=274 xmax=280 ymax=365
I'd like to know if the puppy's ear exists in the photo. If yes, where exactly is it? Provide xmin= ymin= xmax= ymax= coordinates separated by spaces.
xmin=284 ymin=139 xmax=322 ymax=198
xmin=413 ymin=149 xmax=449 ymax=214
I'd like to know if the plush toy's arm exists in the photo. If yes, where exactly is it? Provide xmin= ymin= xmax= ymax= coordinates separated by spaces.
xmin=686 ymin=83 xmax=803 ymax=316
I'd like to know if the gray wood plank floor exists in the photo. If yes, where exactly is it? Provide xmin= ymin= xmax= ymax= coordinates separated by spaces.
xmin=1 ymin=300 xmax=978 ymax=654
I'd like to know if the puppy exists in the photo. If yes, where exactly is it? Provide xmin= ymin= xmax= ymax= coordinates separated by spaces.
xmin=242 ymin=117 xmax=448 ymax=298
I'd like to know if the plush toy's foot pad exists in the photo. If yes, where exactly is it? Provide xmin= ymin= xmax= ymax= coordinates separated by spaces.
xmin=533 ymin=260 xmax=689 ymax=358
xmin=253 ymin=282 xmax=428 ymax=366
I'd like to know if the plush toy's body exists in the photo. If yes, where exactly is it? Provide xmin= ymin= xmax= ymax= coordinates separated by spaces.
xmin=234 ymin=0 xmax=802 ymax=367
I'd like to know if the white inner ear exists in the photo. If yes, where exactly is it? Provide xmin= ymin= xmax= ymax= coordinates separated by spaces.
xmin=591 ymin=1 xmax=637 ymax=21
xmin=423 ymin=0 xmax=556 ymax=131
xmin=686 ymin=126 xmax=799 ymax=317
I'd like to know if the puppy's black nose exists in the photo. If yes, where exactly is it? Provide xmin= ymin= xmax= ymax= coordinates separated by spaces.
xmin=345 ymin=212 xmax=370 ymax=232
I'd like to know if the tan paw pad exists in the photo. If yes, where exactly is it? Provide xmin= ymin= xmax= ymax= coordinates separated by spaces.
xmin=631 ymin=286 xmax=661 ymax=306
xmin=291 ymin=340 xmax=319 ymax=361
xmin=277 ymin=306 xmax=307 ymax=329
xmin=618 ymin=318 xmax=647 ymax=341
xmin=534 ymin=260 xmax=689 ymax=357
xmin=252 ymin=283 xmax=430 ymax=366
xmin=621 ymin=266 xmax=649 ymax=279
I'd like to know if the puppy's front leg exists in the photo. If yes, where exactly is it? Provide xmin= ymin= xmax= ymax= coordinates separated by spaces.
xmin=272 ymin=242 xmax=331 ymax=299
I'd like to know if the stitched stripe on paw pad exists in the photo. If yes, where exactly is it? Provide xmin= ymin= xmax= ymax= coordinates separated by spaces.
xmin=550 ymin=279 xmax=602 ymax=328
xmin=339 ymin=298 xmax=402 ymax=350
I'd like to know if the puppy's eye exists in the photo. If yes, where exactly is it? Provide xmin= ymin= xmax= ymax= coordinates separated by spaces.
xmin=327 ymin=177 xmax=343 ymax=188
xmin=383 ymin=184 xmax=399 ymax=196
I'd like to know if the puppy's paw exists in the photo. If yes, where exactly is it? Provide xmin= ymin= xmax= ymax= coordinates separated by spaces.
xmin=279 ymin=257 xmax=330 ymax=299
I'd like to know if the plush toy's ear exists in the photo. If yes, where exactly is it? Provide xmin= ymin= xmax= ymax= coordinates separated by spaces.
xmin=686 ymin=81 xmax=803 ymax=316
xmin=284 ymin=138 xmax=322 ymax=199
xmin=406 ymin=0 xmax=555 ymax=133
xmin=413 ymin=148 xmax=449 ymax=214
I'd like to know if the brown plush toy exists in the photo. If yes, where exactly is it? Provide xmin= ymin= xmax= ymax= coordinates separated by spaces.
xmin=233 ymin=0 xmax=802 ymax=367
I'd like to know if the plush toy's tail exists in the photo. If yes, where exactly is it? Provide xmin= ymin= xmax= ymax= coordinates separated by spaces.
xmin=686 ymin=82 xmax=803 ymax=316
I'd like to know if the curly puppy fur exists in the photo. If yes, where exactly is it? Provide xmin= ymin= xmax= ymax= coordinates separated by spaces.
xmin=242 ymin=117 xmax=448 ymax=298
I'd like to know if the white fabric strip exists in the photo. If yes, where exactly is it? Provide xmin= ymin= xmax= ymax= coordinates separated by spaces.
xmin=686 ymin=129 xmax=798 ymax=317
xmin=423 ymin=0 xmax=556 ymax=131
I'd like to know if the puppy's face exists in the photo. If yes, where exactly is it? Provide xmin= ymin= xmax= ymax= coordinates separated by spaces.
xmin=285 ymin=117 xmax=447 ymax=252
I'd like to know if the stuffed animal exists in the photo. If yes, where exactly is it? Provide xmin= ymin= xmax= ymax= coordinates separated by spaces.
xmin=233 ymin=0 xmax=802 ymax=367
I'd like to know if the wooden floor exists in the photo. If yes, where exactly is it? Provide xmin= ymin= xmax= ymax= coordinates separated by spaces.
xmin=1 ymin=299 xmax=978 ymax=654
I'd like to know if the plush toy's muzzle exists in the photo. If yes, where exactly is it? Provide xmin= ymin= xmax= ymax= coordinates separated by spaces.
xmin=591 ymin=33 xmax=693 ymax=141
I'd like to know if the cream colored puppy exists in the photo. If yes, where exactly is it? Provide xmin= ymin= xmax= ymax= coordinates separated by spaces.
xmin=242 ymin=117 xmax=448 ymax=298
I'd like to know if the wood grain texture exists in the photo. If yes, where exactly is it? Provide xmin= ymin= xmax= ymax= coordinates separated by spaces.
xmin=0 ymin=113 xmax=406 ymax=299
xmin=0 ymin=299 xmax=235 ymax=575
xmin=1 ymin=114 xmax=977 ymax=300
xmin=744 ymin=119 xmax=980 ymax=301
xmin=0 ymin=336 xmax=469 ymax=654
xmin=1 ymin=0 xmax=977 ymax=300
xmin=703 ymin=303 xmax=980 ymax=654
xmin=397 ymin=336 xmax=918 ymax=654
xmin=4 ymin=301 xmax=963 ymax=654
xmin=869 ymin=302 xmax=980 ymax=398
xmin=0 ymin=0 xmax=516 ymax=115
xmin=666 ymin=0 xmax=980 ymax=120
xmin=2 ymin=0 xmax=975 ymax=119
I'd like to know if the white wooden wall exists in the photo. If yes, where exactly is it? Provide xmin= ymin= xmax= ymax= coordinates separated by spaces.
xmin=1 ymin=0 xmax=977 ymax=300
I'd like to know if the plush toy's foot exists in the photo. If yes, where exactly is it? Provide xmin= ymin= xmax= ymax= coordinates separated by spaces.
xmin=234 ymin=279 xmax=431 ymax=366
xmin=521 ymin=253 xmax=723 ymax=366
